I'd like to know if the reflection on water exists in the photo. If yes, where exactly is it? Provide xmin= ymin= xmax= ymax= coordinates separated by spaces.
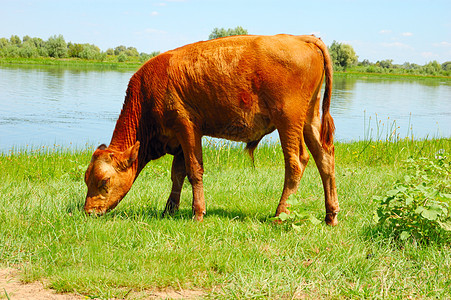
xmin=0 ymin=65 xmax=134 ymax=151
xmin=0 ymin=65 xmax=450 ymax=152
xmin=330 ymin=76 xmax=451 ymax=140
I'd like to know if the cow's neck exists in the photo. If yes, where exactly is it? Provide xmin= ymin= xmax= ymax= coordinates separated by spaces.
xmin=108 ymin=76 xmax=148 ymax=177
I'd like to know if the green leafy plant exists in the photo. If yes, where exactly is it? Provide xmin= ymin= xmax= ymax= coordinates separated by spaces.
xmin=373 ymin=150 xmax=451 ymax=244
xmin=271 ymin=196 xmax=322 ymax=230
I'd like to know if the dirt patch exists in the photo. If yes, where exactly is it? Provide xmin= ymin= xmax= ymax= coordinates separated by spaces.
xmin=0 ymin=268 xmax=206 ymax=299
xmin=0 ymin=268 xmax=82 ymax=300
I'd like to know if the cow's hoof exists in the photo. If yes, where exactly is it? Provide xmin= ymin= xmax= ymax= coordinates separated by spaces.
xmin=325 ymin=213 xmax=338 ymax=226
xmin=193 ymin=212 xmax=205 ymax=222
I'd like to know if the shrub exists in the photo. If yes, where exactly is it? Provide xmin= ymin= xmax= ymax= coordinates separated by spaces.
xmin=139 ymin=51 xmax=160 ymax=63
xmin=124 ymin=47 xmax=139 ymax=57
xmin=117 ymin=53 xmax=127 ymax=62
xmin=18 ymin=43 xmax=39 ymax=58
xmin=373 ymin=151 xmax=451 ymax=245
xmin=68 ymin=43 xmax=84 ymax=58
xmin=79 ymin=44 xmax=101 ymax=60
xmin=46 ymin=34 xmax=67 ymax=58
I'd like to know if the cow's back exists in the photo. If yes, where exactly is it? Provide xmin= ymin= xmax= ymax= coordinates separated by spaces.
xmin=144 ymin=34 xmax=326 ymax=142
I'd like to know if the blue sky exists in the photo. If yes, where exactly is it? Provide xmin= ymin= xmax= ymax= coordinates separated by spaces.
xmin=1 ymin=0 xmax=450 ymax=64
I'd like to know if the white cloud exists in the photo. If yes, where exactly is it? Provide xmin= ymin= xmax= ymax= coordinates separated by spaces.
xmin=379 ymin=29 xmax=392 ymax=34
xmin=381 ymin=42 xmax=413 ymax=50
xmin=401 ymin=32 xmax=413 ymax=37
xmin=150 ymin=11 xmax=159 ymax=16
xmin=421 ymin=51 xmax=439 ymax=60
xmin=433 ymin=41 xmax=451 ymax=47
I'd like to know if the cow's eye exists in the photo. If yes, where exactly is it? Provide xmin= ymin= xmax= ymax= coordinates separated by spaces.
xmin=99 ymin=178 xmax=110 ymax=189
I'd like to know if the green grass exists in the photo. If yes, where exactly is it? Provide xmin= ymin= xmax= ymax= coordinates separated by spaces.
xmin=1 ymin=139 xmax=450 ymax=299
xmin=0 ymin=57 xmax=142 ymax=70
xmin=335 ymin=69 xmax=451 ymax=81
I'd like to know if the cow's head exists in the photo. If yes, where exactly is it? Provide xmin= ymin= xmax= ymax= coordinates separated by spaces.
xmin=84 ymin=142 xmax=140 ymax=215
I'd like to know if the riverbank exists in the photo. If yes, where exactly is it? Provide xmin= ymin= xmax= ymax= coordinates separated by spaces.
xmin=0 ymin=57 xmax=142 ymax=70
xmin=1 ymin=57 xmax=451 ymax=80
xmin=1 ymin=139 xmax=450 ymax=298
xmin=335 ymin=69 xmax=451 ymax=80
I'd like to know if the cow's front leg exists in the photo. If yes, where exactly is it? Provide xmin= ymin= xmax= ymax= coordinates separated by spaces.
xmin=162 ymin=150 xmax=186 ymax=217
xmin=176 ymin=121 xmax=206 ymax=221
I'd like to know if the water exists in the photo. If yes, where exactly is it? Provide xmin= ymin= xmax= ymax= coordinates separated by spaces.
xmin=331 ymin=76 xmax=451 ymax=141
xmin=0 ymin=66 xmax=132 ymax=151
xmin=1 ymin=65 xmax=450 ymax=152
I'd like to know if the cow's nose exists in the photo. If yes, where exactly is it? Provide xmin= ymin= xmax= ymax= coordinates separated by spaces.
xmin=84 ymin=207 xmax=106 ymax=216
xmin=84 ymin=200 xmax=103 ymax=215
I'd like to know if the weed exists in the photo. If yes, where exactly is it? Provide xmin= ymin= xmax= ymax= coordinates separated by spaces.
xmin=373 ymin=151 xmax=451 ymax=245
xmin=271 ymin=196 xmax=322 ymax=231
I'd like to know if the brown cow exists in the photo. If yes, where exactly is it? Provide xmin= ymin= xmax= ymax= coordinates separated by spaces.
xmin=84 ymin=34 xmax=339 ymax=225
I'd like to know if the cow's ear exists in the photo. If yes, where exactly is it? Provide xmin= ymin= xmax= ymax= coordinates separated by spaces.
xmin=123 ymin=141 xmax=140 ymax=167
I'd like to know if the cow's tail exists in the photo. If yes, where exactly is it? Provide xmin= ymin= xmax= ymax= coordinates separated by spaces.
xmin=300 ymin=35 xmax=335 ymax=152
xmin=319 ymin=40 xmax=335 ymax=152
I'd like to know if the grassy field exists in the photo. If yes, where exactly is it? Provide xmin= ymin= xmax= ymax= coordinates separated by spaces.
xmin=0 ymin=139 xmax=450 ymax=299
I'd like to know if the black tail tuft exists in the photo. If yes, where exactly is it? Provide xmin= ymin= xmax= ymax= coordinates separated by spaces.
xmin=245 ymin=139 xmax=261 ymax=166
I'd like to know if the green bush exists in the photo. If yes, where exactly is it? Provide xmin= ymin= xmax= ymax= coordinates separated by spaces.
xmin=18 ymin=41 xmax=39 ymax=58
xmin=117 ymin=52 xmax=127 ymax=62
xmin=46 ymin=34 xmax=67 ymax=58
xmin=373 ymin=151 xmax=451 ymax=245
xmin=79 ymin=44 xmax=101 ymax=60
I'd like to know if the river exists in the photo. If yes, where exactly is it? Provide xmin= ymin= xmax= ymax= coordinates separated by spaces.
xmin=0 ymin=65 xmax=450 ymax=152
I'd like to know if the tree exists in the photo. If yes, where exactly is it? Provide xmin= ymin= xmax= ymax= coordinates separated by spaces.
xmin=329 ymin=41 xmax=358 ymax=71
xmin=441 ymin=61 xmax=451 ymax=71
xmin=139 ymin=51 xmax=160 ymax=63
xmin=422 ymin=61 xmax=441 ymax=75
xmin=46 ymin=34 xmax=67 ymax=58
xmin=117 ymin=52 xmax=127 ymax=62
xmin=106 ymin=48 xmax=114 ymax=56
xmin=114 ymin=45 xmax=126 ymax=55
xmin=0 ymin=37 xmax=9 ymax=48
xmin=19 ymin=40 xmax=39 ymax=58
xmin=80 ymin=44 xmax=101 ymax=60
xmin=208 ymin=26 xmax=248 ymax=40
xmin=377 ymin=59 xmax=394 ymax=69
xmin=360 ymin=59 xmax=371 ymax=66
xmin=124 ymin=46 xmax=139 ymax=57
xmin=10 ymin=35 xmax=21 ymax=46
xmin=29 ymin=37 xmax=46 ymax=49
xmin=68 ymin=43 xmax=84 ymax=58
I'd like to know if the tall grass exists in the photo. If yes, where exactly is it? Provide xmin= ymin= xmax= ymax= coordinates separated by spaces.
xmin=1 ymin=139 xmax=450 ymax=298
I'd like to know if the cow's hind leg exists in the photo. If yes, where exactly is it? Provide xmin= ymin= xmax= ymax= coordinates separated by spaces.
xmin=304 ymin=96 xmax=339 ymax=226
xmin=162 ymin=150 xmax=186 ymax=217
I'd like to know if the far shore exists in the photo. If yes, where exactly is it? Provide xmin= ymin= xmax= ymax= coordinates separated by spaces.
xmin=1 ymin=57 xmax=451 ymax=80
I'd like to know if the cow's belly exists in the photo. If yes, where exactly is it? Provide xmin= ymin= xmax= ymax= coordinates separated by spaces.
xmin=201 ymin=112 xmax=275 ymax=143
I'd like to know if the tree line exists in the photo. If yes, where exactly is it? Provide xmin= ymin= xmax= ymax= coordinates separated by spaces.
xmin=210 ymin=28 xmax=450 ymax=76
xmin=323 ymin=40 xmax=450 ymax=76
xmin=1 ymin=29 xmax=450 ymax=76
xmin=0 ymin=34 xmax=160 ymax=63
